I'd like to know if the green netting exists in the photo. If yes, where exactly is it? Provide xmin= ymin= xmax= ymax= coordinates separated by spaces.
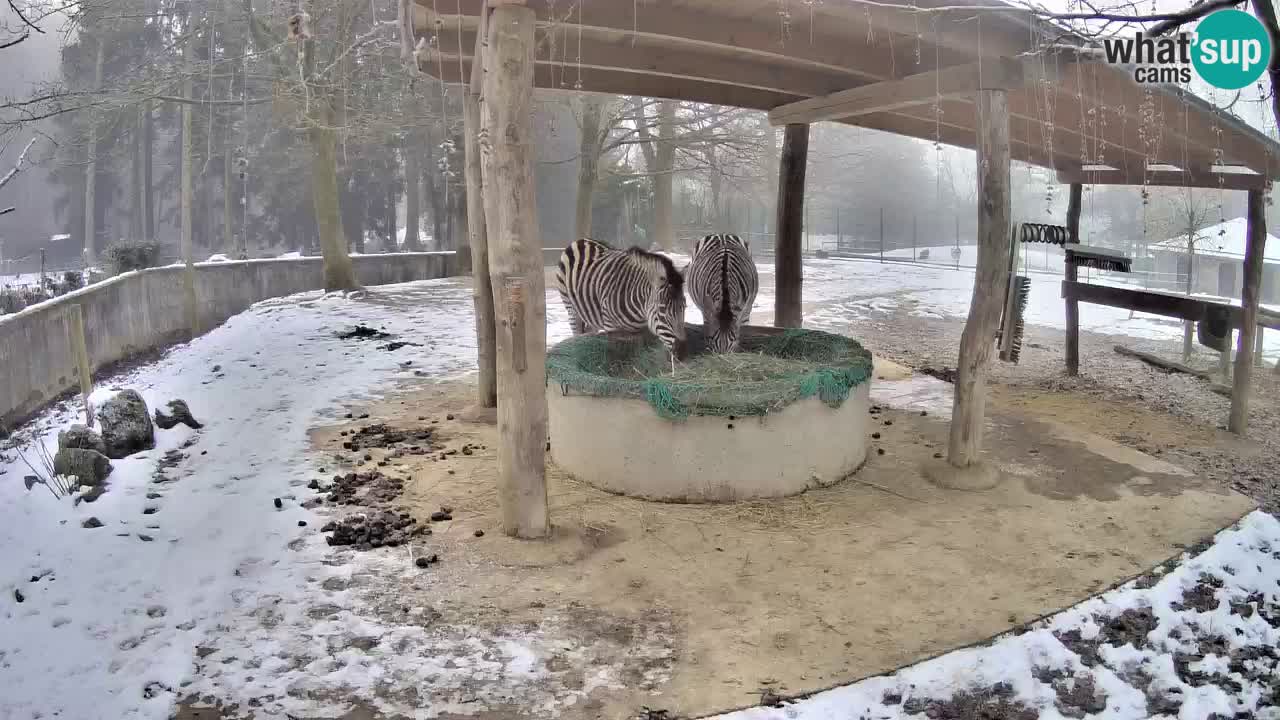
xmin=546 ymin=326 xmax=874 ymax=421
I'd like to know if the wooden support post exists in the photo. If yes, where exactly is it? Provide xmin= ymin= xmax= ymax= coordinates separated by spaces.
xmin=480 ymin=2 xmax=549 ymax=538
xmin=1064 ymin=183 xmax=1083 ymax=376
xmin=65 ymin=304 xmax=94 ymax=428
xmin=1254 ymin=327 xmax=1264 ymax=367
xmin=947 ymin=89 xmax=1011 ymax=470
xmin=1219 ymin=336 xmax=1233 ymax=380
xmin=463 ymin=10 xmax=496 ymax=410
xmin=1229 ymin=188 xmax=1267 ymax=435
xmin=774 ymin=123 xmax=808 ymax=328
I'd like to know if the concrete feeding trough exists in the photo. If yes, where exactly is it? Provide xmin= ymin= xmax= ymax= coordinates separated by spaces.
xmin=545 ymin=324 xmax=873 ymax=503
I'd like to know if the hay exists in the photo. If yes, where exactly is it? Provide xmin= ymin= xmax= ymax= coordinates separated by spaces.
xmin=546 ymin=325 xmax=873 ymax=421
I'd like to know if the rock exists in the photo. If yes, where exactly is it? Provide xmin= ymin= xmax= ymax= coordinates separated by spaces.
xmin=14 ymin=589 xmax=23 ymax=603
xmin=474 ymin=530 xmax=484 ymax=538
xmin=97 ymin=390 xmax=155 ymax=459
xmin=82 ymin=516 xmax=104 ymax=529
xmin=415 ymin=556 xmax=430 ymax=568
xmin=53 ymin=447 xmax=113 ymax=487
xmin=154 ymin=400 xmax=203 ymax=430
xmin=274 ymin=498 xmax=283 ymax=509
xmin=58 ymin=424 xmax=106 ymax=455
xmin=430 ymin=511 xmax=452 ymax=522
xmin=298 ymin=520 xmax=307 ymax=527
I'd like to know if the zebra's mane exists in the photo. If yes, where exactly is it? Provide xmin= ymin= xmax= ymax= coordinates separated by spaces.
xmin=624 ymin=246 xmax=684 ymax=293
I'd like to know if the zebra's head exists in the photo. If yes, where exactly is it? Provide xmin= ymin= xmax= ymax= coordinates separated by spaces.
xmin=706 ymin=324 xmax=740 ymax=354
xmin=630 ymin=248 xmax=688 ymax=361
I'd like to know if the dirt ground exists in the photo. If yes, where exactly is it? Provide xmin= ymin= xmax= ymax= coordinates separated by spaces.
xmin=171 ymin=370 xmax=1252 ymax=720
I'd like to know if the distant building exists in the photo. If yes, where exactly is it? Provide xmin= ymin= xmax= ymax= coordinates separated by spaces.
xmin=1148 ymin=217 xmax=1280 ymax=304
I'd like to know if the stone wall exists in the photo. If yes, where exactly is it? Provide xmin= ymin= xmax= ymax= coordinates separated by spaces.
xmin=0 ymin=252 xmax=458 ymax=428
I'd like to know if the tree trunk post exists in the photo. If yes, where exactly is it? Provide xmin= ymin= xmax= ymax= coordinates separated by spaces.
xmin=462 ymin=11 xmax=496 ymax=410
xmin=774 ymin=123 xmax=808 ymax=328
xmin=1229 ymin=189 xmax=1267 ymax=435
xmin=1255 ymin=327 xmax=1264 ymax=367
xmin=223 ymin=141 xmax=235 ymax=253
xmin=1065 ymin=182 xmax=1083 ymax=376
xmin=947 ymin=89 xmax=1011 ymax=469
xmin=654 ymin=100 xmax=676 ymax=251
xmin=574 ymin=97 xmax=603 ymax=239
xmin=481 ymin=2 xmax=549 ymax=539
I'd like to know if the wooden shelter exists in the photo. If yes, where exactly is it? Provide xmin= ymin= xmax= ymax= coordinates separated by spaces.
xmin=412 ymin=0 xmax=1280 ymax=537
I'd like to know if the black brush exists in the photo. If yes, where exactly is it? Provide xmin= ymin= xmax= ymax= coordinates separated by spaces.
xmin=1007 ymin=276 xmax=1030 ymax=363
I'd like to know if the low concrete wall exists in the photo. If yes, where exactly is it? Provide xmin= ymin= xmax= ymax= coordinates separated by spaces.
xmin=0 ymin=252 xmax=458 ymax=428
xmin=548 ymin=382 xmax=871 ymax=503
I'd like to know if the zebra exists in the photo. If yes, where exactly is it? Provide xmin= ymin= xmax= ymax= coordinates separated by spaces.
xmin=684 ymin=233 xmax=758 ymax=354
xmin=555 ymin=238 xmax=689 ymax=367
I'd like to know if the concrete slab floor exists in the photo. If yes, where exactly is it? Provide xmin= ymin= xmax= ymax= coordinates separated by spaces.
xmin=180 ymin=369 xmax=1254 ymax=719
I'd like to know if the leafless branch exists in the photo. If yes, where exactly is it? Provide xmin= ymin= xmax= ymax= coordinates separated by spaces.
xmin=0 ymin=136 xmax=36 ymax=191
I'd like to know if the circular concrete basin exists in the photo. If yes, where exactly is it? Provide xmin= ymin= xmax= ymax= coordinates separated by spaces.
xmin=546 ymin=325 xmax=872 ymax=503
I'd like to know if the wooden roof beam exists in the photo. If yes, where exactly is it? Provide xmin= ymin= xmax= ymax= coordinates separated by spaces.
xmin=767 ymin=57 xmax=1041 ymax=126
xmin=1056 ymin=168 xmax=1270 ymax=190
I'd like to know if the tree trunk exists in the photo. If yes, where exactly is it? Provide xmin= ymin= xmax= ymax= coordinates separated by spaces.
xmin=425 ymin=126 xmax=446 ymax=250
xmin=181 ymin=48 xmax=199 ymax=333
xmin=464 ymin=83 xmax=496 ymax=407
xmin=575 ymin=97 xmax=604 ymax=239
xmin=223 ymin=139 xmax=235 ymax=253
xmin=948 ymin=89 xmax=1011 ymax=469
xmin=481 ymin=3 xmax=549 ymax=539
xmin=653 ymin=100 xmax=676 ymax=250
xmin=130 ymin=107 xmax=144 ymax=241
xmin=1229 ymin=189 xmax=1267 ymax=434
xmin=385 ymin=165 xmax=396 ymax=248
xmin=404 ymin=131 xmax=422 ymax=251
xmin=83 ymin=36 xmax=105 ymax=266
xmin=774 ymin=123 xmax=808 ymax=328
xmin=143 ymin=100 xmax=154 ymax=241
xmin=309 ymin=107 xmax=357 ymax=290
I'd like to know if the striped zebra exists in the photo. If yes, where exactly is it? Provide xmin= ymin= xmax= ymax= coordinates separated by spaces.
xmin=685 ymin=233 xmax=758 ymax=353
xmin=555 ymin=238 xmax=689 ymax=363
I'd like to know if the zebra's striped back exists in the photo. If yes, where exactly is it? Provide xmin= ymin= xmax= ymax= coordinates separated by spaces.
xmin=686 ymin=233 xmax=758 ymax=353
xmin=555 ymin=238 xmax=688 ymax=359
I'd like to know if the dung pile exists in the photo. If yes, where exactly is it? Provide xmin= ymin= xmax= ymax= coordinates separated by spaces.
xmin=325 ymin=470 xmax=404 ymax=506
xmin=321 ymin=509 xmax=423 ymax=549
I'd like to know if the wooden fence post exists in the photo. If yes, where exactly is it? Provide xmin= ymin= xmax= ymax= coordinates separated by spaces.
xmin=774 ymin=123 xmax=808 ymax=328
xmin=481 ymin=2 xmax=549 ymax=538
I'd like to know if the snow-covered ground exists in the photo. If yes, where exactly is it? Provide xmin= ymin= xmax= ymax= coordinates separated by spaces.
xmin=1 ymin=258 xmax=1277 ymax=719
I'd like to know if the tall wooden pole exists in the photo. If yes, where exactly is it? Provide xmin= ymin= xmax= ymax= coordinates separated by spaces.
xmin=947 ymin=90 xmax=1011 ymax=469
xmin=1064 ymin=183 xmax=1083 ymax=376
xmin=464 ymin=7 xmax=496 ymax=409
xmin=481 ymin=2 xmax=549 ymax=538
xmin=1229 ymin=189 xmax=1267 ymax=435
xmin=774 ymin=123 xmax=808 ymax=328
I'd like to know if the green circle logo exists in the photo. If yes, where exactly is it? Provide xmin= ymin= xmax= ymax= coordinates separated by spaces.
xmin=1192 ymin=10 xmax=1273 ymax=90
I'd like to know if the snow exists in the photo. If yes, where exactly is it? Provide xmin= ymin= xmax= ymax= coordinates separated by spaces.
xmin=1 ymin=259 xmax=1278 ymax=719
xmin=1152 ymin=217 xmax=1280 ymax=263
xmin=204 ymin=253 xmax=231 ymax=263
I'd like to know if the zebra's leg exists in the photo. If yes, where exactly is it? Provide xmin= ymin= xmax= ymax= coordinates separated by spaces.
xmin=564 ymin=302 xmax=587 ymax=335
